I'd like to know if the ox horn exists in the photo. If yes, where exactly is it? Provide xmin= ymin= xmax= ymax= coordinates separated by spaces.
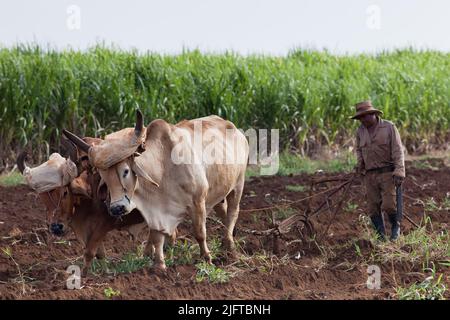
xmin=63 ymin=129 xmax=91 ymax=154
xmin=60 ymin=136 xmax=78 ymax=162
xmin=134 ymin=109 xmax=144 ymax=138
xmin=16 ymin=151 xmax=30 ymax=174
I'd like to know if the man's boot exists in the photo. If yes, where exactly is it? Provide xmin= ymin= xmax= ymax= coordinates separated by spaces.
xmin=388 ymin=214 xmax=401 ymax=241
xmin=370 ymin=214 xmax=386 ymax=241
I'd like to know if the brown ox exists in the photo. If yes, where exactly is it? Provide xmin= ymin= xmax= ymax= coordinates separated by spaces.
xmin=17 ymin=140 xmax=175 ymax=276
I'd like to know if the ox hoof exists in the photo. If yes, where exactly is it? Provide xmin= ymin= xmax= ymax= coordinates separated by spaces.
xmin=152 ymin=262 xmax=167 ymax=272
xmin=222 ymin=238 xmax=236 ymax=251
xmin=96 ymin=253 xmax=106 ymax=259
xmin=225 ymin=250 xmax=239 ymax=260
xmin=204 ymin=255 xmax=213 ymax=265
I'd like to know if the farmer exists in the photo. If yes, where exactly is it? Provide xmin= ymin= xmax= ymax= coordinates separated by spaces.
xmin=351 ymin=100 xmax=405 ymax=241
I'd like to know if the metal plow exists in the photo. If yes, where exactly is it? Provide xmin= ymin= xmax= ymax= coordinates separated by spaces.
xmin=236 ymin=173 xmax=358 ymax=253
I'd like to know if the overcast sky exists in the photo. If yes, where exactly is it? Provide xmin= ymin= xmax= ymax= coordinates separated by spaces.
xmin=0 ymin=0 xmax=449 ymax=55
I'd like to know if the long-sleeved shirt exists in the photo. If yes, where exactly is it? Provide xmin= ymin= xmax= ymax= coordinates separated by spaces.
xmin=356 ymin=118 xmax=405 ymax=177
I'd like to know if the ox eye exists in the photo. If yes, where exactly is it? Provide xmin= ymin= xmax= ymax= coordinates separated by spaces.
xmin=123 ymin=169 xmax=129 ymax=178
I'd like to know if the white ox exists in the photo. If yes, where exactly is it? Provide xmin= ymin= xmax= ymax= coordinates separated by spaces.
xmin=64 ymin=111 xmax=249 ymax=269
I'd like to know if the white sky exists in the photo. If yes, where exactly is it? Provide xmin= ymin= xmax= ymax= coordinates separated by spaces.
xmin=0 ymin=0 xmax=449 ymax=55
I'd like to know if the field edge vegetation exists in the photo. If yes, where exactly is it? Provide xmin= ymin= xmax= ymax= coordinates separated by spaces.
xmin=0 ymin=46 xmax=448 ymax=165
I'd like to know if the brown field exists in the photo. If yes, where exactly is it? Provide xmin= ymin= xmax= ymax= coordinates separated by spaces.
xmin=0 ymin=158 xmax=449 ymax=300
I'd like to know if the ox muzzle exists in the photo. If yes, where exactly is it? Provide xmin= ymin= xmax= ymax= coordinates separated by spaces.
xmin=109 ymin=195 xmax=135 ymax=217
xmin=49 ymin=223 xmax=65 ymax=237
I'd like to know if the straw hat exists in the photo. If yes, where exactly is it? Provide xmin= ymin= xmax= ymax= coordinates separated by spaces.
xmin=350 ymin=100 xmax=383 ymax=119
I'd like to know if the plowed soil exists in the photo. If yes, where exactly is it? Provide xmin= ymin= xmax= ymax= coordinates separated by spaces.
xmin=0 ymin=159 xmax=449 ymax=300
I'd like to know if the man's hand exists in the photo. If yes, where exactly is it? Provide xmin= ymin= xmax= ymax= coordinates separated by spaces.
xmin=393 ymin=175 xmax=404 ymax=187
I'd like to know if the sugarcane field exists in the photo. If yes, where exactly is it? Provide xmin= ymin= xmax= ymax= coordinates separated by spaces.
xmin=0 ymin=1 xmax=449 ymax=304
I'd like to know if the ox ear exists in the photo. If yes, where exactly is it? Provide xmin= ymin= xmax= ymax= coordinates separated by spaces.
xmin=137 ymin=141 xmax=146 ymax=153
xmin=97 ymin=178 xmax=108 ymax=202
xmin=71 ymin=184 xmax=91 ymax=198
xmin=131 ymin=160 xmax=159 ymax=188
xmin=70 ymin=173 xmax=92 ymax=199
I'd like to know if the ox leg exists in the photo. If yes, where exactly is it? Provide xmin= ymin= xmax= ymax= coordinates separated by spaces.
xmin=144 ymin=230 xmax=155 ymax=258
xmin=167 ymin=227 xmax=178 ymax=246
xmin=82 ymin=252 xmax=95 ymax=277
xmin=214 ymin=199 xmax=227 ymax=223
xmin=95 ymin=242 xmax=106 ymax=259
xmin=82 ymin=233 xmax=107 ymax=277
xmin=150 ymin=230 xmax=166 ymax=271
xmin=191 ymin=200 xmax=212 ymax=264
xmin=224 ymin=185 xmax=244 ymax=253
